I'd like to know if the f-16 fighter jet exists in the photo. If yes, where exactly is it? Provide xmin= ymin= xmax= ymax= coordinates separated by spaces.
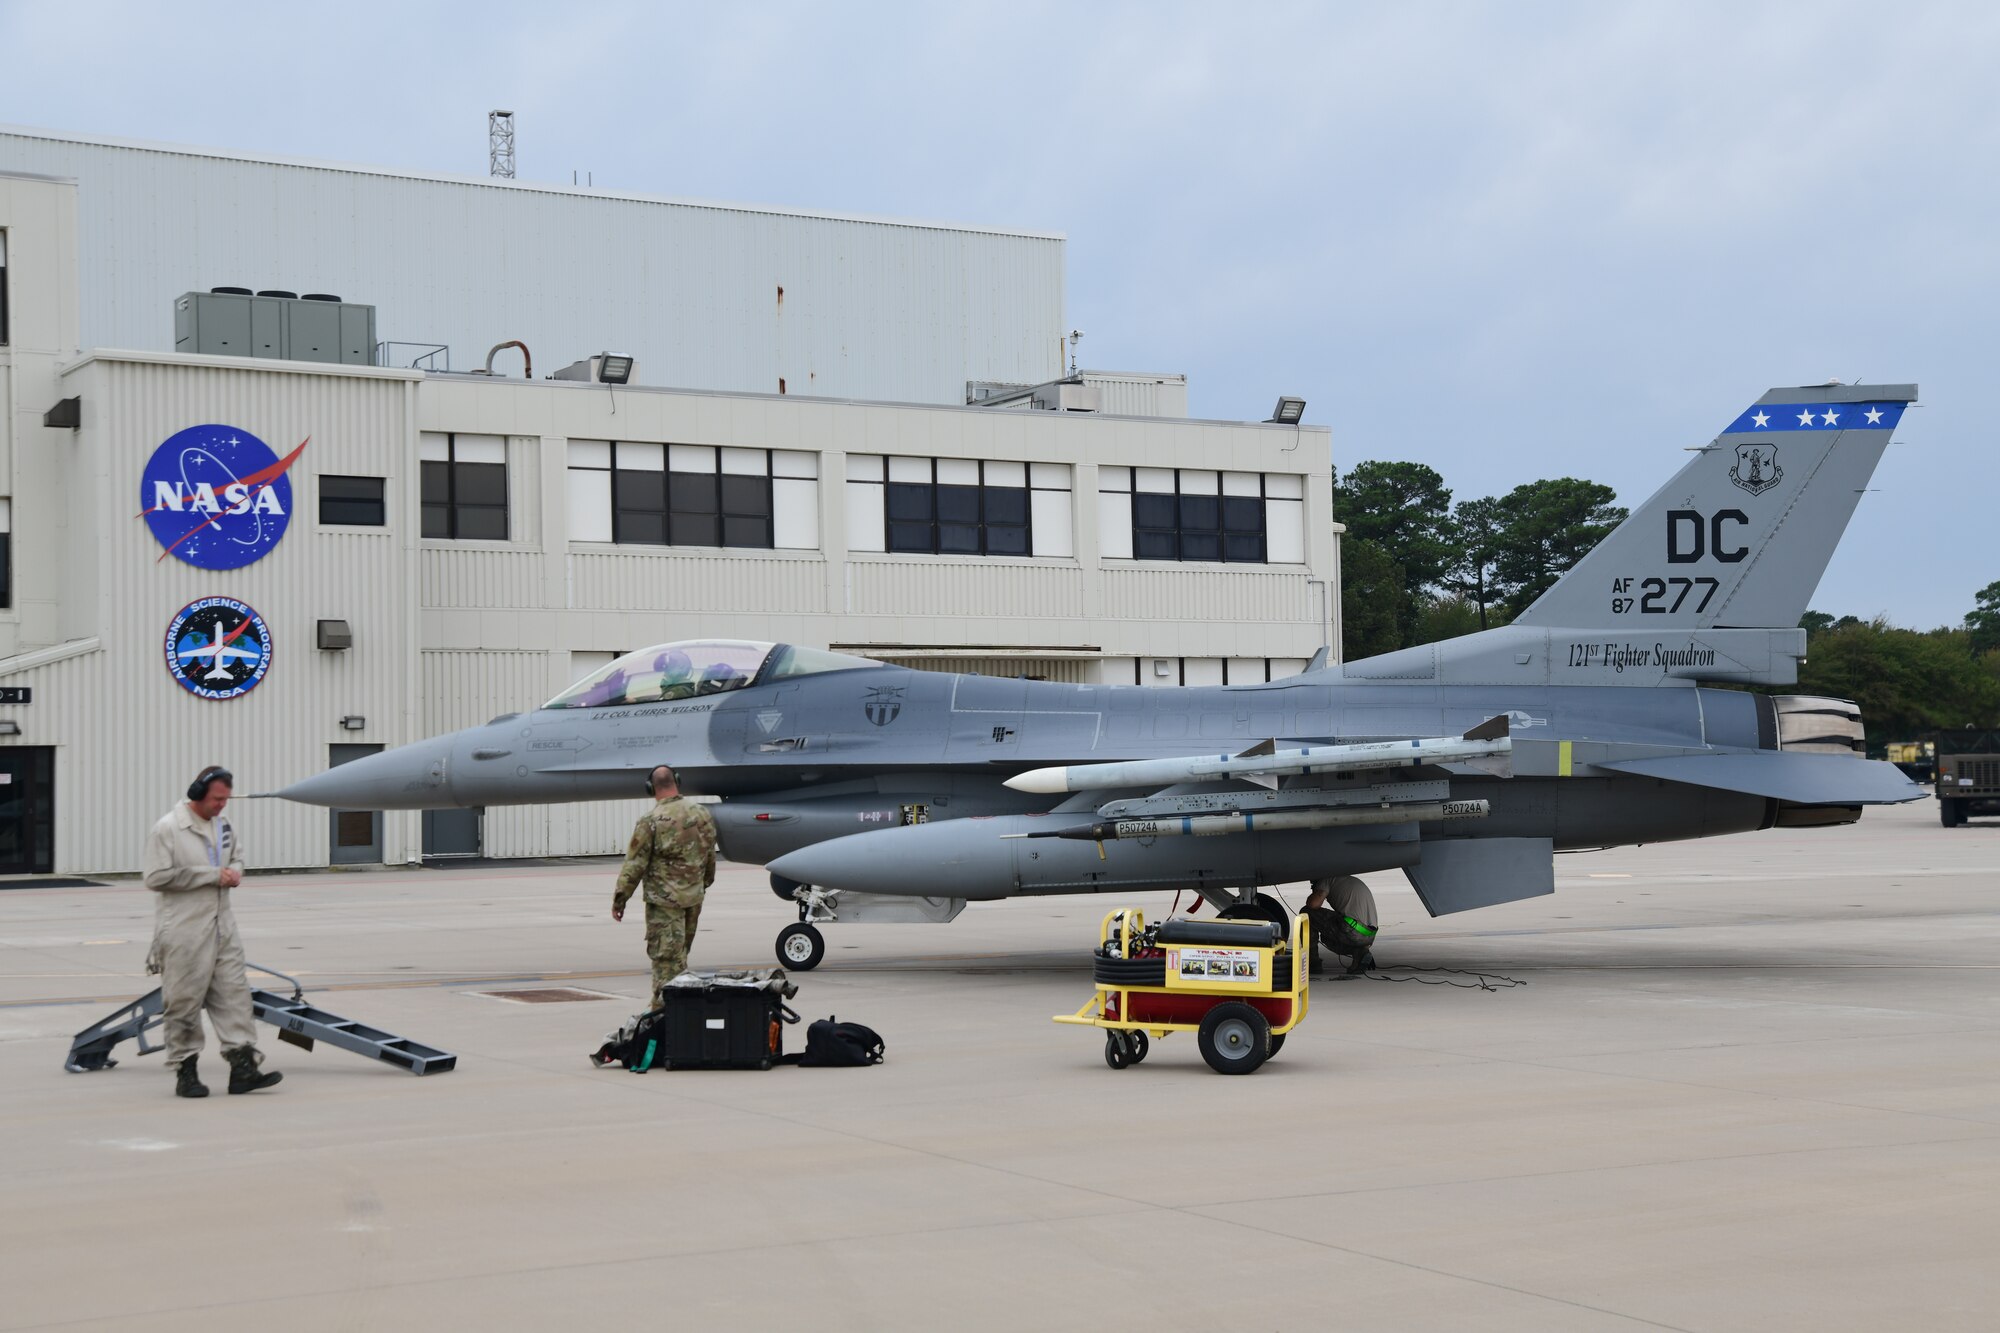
xmin=271 ymin=383 xmax=1922 ymax=969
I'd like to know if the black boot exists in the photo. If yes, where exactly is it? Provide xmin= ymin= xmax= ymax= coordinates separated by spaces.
xmin=225 ymin=1048 xmax=282 ymax=1094
xmin=175 ymin=1057 xmax=209 ymax=1098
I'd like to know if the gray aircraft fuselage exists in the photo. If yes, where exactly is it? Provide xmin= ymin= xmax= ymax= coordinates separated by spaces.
xmin=289 ymin=664 xmax=1771 ymax=878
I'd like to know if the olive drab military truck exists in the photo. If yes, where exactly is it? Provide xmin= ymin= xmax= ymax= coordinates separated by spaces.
xmin=1932 ymin=730 xmax=2000 ymax=827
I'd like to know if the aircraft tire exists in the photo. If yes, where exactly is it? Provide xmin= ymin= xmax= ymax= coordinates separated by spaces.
xmin=770 ymin=872 xmax=806 ymax=901
xmin=777 ymin=922 xmax=825 ymax=971
xmin=1197 ymin=1002 xmax=1270 ymax=1075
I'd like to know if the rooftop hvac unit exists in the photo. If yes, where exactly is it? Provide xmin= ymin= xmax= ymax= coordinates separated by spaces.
xmin=174 ymin=290 xmax=375 ymax=366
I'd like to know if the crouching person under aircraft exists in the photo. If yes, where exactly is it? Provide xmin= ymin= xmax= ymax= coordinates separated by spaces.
xmin=1304 ymin=876 xmax=1378 ymax=977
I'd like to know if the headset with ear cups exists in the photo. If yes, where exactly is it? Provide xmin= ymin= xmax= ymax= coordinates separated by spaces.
xmin=642 ymin=765 xmax=675 ymax=796
xmin=187 ymin=767 xmax=233 ymax=802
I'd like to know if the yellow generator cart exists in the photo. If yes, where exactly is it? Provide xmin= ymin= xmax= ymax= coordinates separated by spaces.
xmin=1055 ymin=907 xmax=1310 ymax=1074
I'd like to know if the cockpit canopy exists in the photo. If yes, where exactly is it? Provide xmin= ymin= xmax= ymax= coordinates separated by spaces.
xmin=543 ymin=640 xmax=882 ymax=710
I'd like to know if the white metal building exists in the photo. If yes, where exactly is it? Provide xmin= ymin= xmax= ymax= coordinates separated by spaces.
xmin=0 ymin=124 xmax=1066 ymax=404
xmin=0 ymin=153 xmax=1337 ymax=877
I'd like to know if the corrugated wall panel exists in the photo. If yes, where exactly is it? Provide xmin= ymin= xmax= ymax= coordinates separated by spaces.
xmin=422 ymin=548 xmax=548 ymax=609
xmin=567 ymin=550 xmax=825 ymax=614
xmin=874 ymin=656 xmax=1091 ymax=682
xmin=1099 ymin=567 xmax=1316 ymax=624
xmin=6 ymin=358 xmax=418 ymax=873
xmin=0 ymin=131 xmax=1065 ymax=406
xmin=846 ymin=559 xmax=1084 ymax=620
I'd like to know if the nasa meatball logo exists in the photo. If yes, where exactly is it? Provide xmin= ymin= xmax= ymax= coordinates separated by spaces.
xmin=138 ymin=425 xmax=309 ymax=570
xmin=165 ymin=597 xmax=272 ymax=700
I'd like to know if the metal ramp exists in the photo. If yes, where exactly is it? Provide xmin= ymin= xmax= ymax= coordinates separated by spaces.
xmin=65 ymin=964 xmax=456 ymax=1076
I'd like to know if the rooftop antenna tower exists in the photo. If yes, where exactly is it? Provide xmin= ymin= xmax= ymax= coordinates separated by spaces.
xmin=488 ymin=110 xmax=516 ymax=179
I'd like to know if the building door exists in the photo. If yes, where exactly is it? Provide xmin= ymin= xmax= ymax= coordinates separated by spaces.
xmin=0 ymin=747 xmax=55 ymax=875
xmin=422 ymin=808 xmax=481 ymax=860
xmin=328 ymin=743 xmax=384 ymax=865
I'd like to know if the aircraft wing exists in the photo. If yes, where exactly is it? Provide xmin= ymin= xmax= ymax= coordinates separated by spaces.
xmin=1593 ymin=752 xmax=1922 ymax=805
xmin=177 ymin=644 xmax=258 ymax=661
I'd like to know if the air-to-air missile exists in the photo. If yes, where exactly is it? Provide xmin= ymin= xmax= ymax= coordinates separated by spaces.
xmin=270 ymin=383 xmax=1927 ymax=971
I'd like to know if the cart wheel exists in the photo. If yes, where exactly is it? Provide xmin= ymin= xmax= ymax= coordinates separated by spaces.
xmin=1126 ymin=1030 xmax=1150 ymax=1065
xmin=1104 ymin=1032 xmax=1131 ymax=1070
xmin=1197 ymin=1002 xmax=1270 ymax=1075
xmin=1267 ymin=1032 xmax=1286 ymax=1058
xmin=776 ymin=922 xmax=825 ymax=970
xmin=770 ymin=872 xmax=806 ymax=901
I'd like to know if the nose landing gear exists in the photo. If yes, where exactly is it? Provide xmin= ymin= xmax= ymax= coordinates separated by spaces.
xmin=776 ymin=920 xmax=826 ymax=970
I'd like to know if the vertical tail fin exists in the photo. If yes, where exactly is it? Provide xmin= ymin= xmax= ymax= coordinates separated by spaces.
xmin=1512 ymin=384 xmax=1915 ymax=631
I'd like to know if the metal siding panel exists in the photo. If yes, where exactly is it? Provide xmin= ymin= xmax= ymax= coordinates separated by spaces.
xmin=0 ymin=133 xmax=1065 ymax=405
xmin=566 ymin=550 xmax=824 ymax=614
xmin=845 ymin=558 xmax=1085 ymax=621
xmin=5 ymin=358 xmax=416 ymax=872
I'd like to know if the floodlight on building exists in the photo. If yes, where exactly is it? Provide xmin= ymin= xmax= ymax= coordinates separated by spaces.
xmin=340 ymin=715 xmax=367 ymax=731
xmin=1268 ymin=396 xmax=1307 ymax=425
xmin=597 ymin=353 xmax=634 ymax=385
xmin=0 ymin=720 xmax=20 ymax=737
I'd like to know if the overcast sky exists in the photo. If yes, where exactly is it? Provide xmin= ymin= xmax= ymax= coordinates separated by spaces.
xmin=4 ymin=1 xmax=1992 ymax=627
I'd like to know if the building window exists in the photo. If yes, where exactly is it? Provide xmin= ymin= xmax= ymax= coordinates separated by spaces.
xmin=319 ymin=475 xmax=386 ymax=527
xmin=0 ymin=231 xmax=8 ymax=346
xmin=0 ymin=499 xmax=11 ymax=608
xmin=846 ymin=456 xmax=1071 ymax=557
xmin=1098 ymin=467 xmax=1304 ymax=564
xmin=566 ymin=442 xmax=819 ymax=550
xmin=420 ymin=434 xmax=508 ymax=540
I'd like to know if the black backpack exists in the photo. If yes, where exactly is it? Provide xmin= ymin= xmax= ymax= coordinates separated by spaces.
xmin=797 ymin=1016 xmax=884 ymax=1067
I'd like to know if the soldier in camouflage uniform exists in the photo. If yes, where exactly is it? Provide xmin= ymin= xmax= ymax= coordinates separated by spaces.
xmin=612 ymin=764 xmax=719 ymax=1001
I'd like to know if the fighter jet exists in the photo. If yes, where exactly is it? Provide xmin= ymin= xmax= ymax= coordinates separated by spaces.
xmin=271 ymin=383 xmax=1923 ymax=969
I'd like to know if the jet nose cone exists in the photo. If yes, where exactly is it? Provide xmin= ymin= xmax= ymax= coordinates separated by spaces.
xmin=261 ymin=735 xmax=456 ymax=810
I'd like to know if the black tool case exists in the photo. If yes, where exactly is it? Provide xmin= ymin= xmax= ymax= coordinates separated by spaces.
xmin=653 ymin=970 xmax=799 ymax=1070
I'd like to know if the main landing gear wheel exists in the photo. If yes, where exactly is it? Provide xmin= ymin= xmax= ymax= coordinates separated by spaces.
xmin=1219 ymin=892 xmax=1290 ymax=932
xmin=770 ymin=872 xmax=806 ymax=901
xmin=776 ymin=922 xmax=825 ymax=970
xmin=1197 ymin=1001 xmax=1271 ymax=1075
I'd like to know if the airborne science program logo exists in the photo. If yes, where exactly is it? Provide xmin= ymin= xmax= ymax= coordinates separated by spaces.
xmin=138 ymin=425 xmax=308 ymax=569
xmin=165 ymin=597 xmax=272 ymax=700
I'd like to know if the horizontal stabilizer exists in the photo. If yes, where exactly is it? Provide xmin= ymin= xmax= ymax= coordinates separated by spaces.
xmin=1405 ymin=837 xmax=1554 ymax=917
xmin=1596 ymin=752 xmax=1921 ymax=804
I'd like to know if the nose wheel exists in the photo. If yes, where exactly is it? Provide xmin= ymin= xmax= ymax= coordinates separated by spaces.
xmin=776 ymin=921 xmax=826 ymax=970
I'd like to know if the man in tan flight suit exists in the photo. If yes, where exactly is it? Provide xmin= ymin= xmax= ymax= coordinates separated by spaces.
xmin=612 ymin=764 xmax=718 ymax=1002
xmin=144 ymin=767 xmax=282 ymax=1098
